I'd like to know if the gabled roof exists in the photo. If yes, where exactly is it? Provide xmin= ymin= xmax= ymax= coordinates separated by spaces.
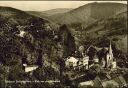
xmin=66 ymin=57 xmax=78 ymax=62
xmin=93 ymin=76 xmax=103 ymax=87
xmin=113 ymin=75 xmax=127 ymax=85
xmin=102 ymin=80 xmax=119 ymax=87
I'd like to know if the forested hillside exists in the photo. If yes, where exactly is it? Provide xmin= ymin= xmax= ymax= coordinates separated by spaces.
xmin=48 ymin=2 xmax=127 ymax=25
xmin=0 ymin=6 xmax=75 ymax=88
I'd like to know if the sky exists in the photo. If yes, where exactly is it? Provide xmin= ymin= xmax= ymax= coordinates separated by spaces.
xmin=0 ymin=1 xmax=127 ymax=11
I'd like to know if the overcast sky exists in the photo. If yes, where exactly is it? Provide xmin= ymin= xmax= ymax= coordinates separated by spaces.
xmin=0 ymin=1 xmax=127 ymax=11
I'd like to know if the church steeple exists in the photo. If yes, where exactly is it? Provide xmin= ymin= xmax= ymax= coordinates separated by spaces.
xmin=108 ymin=41 xmax=113 ymax=58
xmin=106 ymin=40 xmax=114 ymax=68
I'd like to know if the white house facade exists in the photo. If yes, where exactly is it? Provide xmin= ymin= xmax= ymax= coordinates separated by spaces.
xmin=65 ymin=57 xmax=78 ymax=67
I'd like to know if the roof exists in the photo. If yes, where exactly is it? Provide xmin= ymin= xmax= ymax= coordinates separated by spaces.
xmin=83 ymin=55 xmax=89 ymax=59
xmin=93 ymin=76 xmax=103 ymax=87
xmin=113 ymin=75 xmax=127 ymax=85
xmin=102 ymin=80 xmax=119 ymax=87
xmin=79 ymin=81 xmax=94 ymax=87
xmin=24 ymin=65 xmax=38 ymax=72
xmin=66 ymin=57 xmax=78 ymax=63
xmin=109 ymin=41 xmax=113 ymax=55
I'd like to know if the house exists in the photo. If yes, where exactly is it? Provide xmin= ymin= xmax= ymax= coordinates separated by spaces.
xmin=94 ymin=55 xmax=99 ymax=63
xmin=112 ymin=61 xmax=117 ymax=69
xmin=18 ymin=30 xmax=25 ymax=37
xmin=65 ymin=55 xmax=90 ymax=70
xmin=93 ymin=76 xmax=103 ymax=88
xmin=83 ymin=55 xmax=89 ymax=69
xmin=78 ymin=80 xmax=94 ymax=87
xmin=102 ymin=80 xmax=119 ymax=87
xmin=65 ymin=57 xmax=78 ymax=68
xmin=23 ymin=64 xmax=38 ymax=73
xmin=102 ymin=75 xmax=127 ymax=88
xmin=101 ymin=58 xmax=106 ymax=68
xmin=78 ymin=76 xmax=102 ymax=88
xmin=79 ymin=75 xmax=127 ymax=88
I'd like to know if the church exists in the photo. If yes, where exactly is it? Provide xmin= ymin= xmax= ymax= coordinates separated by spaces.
xmin=100 ymin=41 xmax=117 ymax=69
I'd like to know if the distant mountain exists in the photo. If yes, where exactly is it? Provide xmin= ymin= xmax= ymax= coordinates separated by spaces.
xmin=44 ymin=2 xmax=127 ymax=53
xmin=0 ymin=6 xmax=50 ymax=26
xmin=73 ymin=11 xmax=127 ymax=53
xmin=26 ymin=11 xmax=48 ymax=18
xmin=27 ymin=8 xmax=72 ymax=18
xmin=48 ymin=2 xmax=127 ymax=25
xmin=41 ymin=8 xmax=73 ymax=16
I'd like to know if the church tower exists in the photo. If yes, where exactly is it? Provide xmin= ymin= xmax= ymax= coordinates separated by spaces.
xmin=106 ymin=41 xmax=113 ymax=68
xmin=109 ymin=41 xmax=113 ymax=58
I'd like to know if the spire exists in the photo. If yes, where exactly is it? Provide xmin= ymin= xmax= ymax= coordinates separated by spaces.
xmin=109 ymin=41 xmax=112 ymax=54
xmin=109 ymin=40 xmax=113 ymax=58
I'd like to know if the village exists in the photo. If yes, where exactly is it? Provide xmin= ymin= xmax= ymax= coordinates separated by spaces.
xmin=65 ymin=41 xmax=116 ymax=70
xmin=61 ymin=41 xmax=128 ymax=88
xmin=20 ymin=40 xmax=128 ymax=88
xmin=17 ymin=31 xmax=128 ymax=86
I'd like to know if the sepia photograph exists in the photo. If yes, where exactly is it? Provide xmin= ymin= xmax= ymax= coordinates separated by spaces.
xmin=0 ymin=1 xmax=127 ymax=88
